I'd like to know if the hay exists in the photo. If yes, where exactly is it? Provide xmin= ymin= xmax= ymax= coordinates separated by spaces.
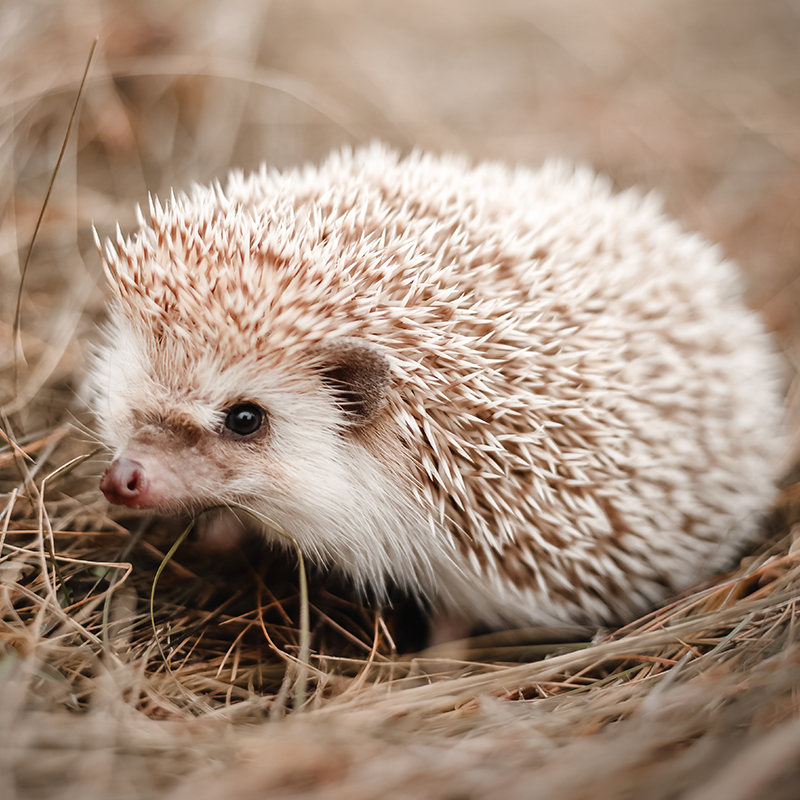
xmin=2 ymin=1 xmax=800 ymax=797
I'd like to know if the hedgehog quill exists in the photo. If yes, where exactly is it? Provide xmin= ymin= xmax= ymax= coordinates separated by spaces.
xmin=91 ymin=145 xmax=785 ymax=642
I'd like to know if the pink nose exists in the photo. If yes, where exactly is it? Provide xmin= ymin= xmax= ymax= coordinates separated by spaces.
xmin=100 ymin=458 xmax=148 ymax=508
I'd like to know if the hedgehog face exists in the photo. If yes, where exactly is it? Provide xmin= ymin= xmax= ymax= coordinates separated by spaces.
xmin=93 ymin=321 xmax=405 ymax=557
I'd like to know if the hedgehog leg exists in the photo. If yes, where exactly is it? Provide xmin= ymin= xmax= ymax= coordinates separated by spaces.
xmin=427 ymin=607 xmax=473 ymax=647
xmin=193 ymin=509 xmax=250 ymax=553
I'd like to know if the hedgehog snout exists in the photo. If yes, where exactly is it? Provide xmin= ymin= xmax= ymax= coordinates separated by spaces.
xmin=100 ymin=457 xmax=150 ymax=508
xmin=100 ymin=448 xmax=192 ymax=510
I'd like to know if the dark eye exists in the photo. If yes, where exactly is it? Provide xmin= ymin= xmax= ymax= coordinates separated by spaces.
xmin=223 ymin=403 xmax=264 ymax=437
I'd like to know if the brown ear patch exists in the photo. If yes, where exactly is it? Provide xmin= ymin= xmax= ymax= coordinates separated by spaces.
xmin=314 ymin=338 xmax=391 ymax=424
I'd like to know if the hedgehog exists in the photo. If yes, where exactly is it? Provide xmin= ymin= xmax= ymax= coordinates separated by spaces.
xmin=90 ymin=144 xmax=785 ymax=642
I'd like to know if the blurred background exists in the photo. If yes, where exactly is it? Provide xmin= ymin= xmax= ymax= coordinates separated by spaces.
xmin=2 ymin=0 xmax=800 ymax=424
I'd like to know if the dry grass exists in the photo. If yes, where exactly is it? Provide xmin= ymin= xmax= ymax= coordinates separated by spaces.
xmin=2 ymin=1 xmax=800 ymax=797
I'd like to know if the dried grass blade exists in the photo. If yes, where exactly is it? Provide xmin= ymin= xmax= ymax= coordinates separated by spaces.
xmin=231 ymin=504 xmax=311 ymax=711
xmin=12 ymin=37 xmax=97 ymax=370
xmin=149 ymin=518 xmax=195 ymax=671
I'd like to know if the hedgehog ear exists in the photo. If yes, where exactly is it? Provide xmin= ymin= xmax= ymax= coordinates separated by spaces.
xmin=313 ymin=338 xmax=391 ymax=425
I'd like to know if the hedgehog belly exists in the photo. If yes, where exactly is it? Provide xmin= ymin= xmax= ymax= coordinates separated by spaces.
xmin=91 ymin=144 xmax=787 ymax=636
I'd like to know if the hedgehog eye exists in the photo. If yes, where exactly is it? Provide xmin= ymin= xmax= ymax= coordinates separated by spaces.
xmin=223 ymin=403 xmax=264 ymax=437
